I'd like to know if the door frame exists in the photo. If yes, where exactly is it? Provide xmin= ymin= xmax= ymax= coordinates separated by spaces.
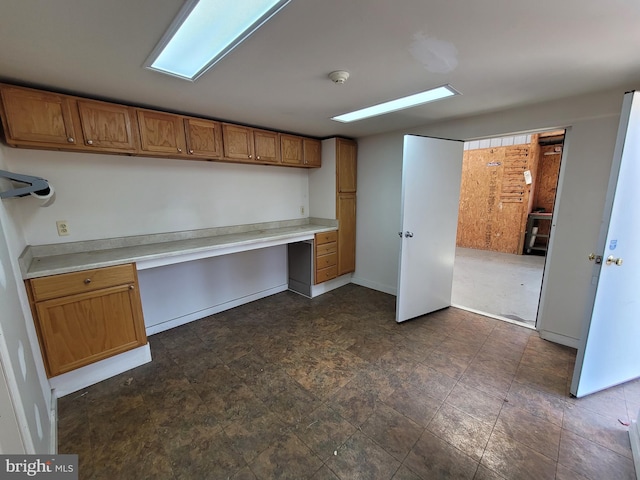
xmin=452 ymin=127 xmax=570 ymax=332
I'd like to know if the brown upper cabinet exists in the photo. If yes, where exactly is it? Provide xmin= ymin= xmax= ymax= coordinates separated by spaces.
xmin=0 ymin=83 xmax=319 ymax=167
xmin=138 ymin=111 xmax=223 ymax=160
xmin=281 ymin=135 xmax=321 ymax=167
xmin=76 ymin=99 xmax=138 ymax=152
xmin=253 ymin=129 xmax=280 ymax=164
xmin=137 ymin=109 xmax=186 ymax=156
xmin=184 ymin=117 xmax=223 ymax=159
xmin=222 ymin=123 xmax=254 ymax=161
xmin=0 ymin=85 xmax=79 ymax=148
xmin=0 ymin=85 xmax=139 ymax=154
xmin=222 ymin=123 xmax=280 ymax=164
xmin=303 ymin=138 xmax=321 ymax=167
xmin=281 ymin=134 xmax=303 ymax=165
xmin=337 ymin=138 xmax=357 ymax=192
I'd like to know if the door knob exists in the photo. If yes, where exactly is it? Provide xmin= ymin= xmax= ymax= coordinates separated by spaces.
xmin=606 ymin=255 xmax=623 ymax=266
xmin=404 ymin=231 xmax=414 ymax=238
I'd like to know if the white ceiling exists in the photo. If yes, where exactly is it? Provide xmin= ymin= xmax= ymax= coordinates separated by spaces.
xmin=0 ymin=0 xmax=639 ymax=139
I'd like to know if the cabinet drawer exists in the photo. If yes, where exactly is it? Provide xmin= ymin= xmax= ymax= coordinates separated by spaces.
xmin=316 ymin=241 xmax=337 ymax=256
xmin=315 ymin=231 xmax=337 ymax=245
xmin=315 ymin=265 xmax=338 ymax=284
xmin=316 ymin=252 xmax=337 ymax=270
xmin=30 ymin=264 xmax=136 ymax=301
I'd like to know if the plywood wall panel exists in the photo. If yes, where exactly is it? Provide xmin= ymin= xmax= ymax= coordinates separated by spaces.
xmin=534 ymin=145 xmax=562 ymax=213
xmin=457 ymin=139 xmax=539 ymax=254
xmin=490 ymin=202 xmax=525 ymax=253
xmin=457 ymin=147 xmax=505 ymax=251
xmin=532 ymin=144 xmax=562 ymax=238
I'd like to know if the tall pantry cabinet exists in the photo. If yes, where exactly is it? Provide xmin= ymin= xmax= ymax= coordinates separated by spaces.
xmin=309 ymin=137 xmax=357 ymax=281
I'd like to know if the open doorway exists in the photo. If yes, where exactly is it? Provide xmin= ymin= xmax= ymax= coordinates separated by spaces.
xmin=451 ymin=129 xmax=564 ymax=328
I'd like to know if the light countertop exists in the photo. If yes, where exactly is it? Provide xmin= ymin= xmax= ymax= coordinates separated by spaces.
xmin=20 ymin=218 xmax=337 ymax=279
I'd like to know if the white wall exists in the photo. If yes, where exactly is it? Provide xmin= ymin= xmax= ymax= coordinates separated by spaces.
xmin=139 ymin=246 xmax=287 ymax=332
xmin=309 ymin=138 xmax=337 ymax=220
xmin=350 ymin=132 xmax=404 ymax=294
xmin=0 ymin=363 xmax=23 ymax=453
xmin=354 ymin=88 xmax=626 ymax=346
xmin=1 ymin=146 xmax=310 ymax=245
xmin=0 ymin=150 xmax=53 ymax=453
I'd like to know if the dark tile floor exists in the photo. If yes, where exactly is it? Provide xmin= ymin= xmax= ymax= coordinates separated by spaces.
xmin=58 ymin=284 xmax=638 ymax=479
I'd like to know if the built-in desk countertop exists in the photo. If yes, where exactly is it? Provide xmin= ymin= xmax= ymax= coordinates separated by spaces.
xmin=20 ymin=218 xmax=337 ymax=279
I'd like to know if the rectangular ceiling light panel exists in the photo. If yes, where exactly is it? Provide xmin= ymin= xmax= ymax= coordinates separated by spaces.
xmin=331 ymin=85 xmax=460 ymax=123
xmin=146 ymin=0 xmax=291 ymax=81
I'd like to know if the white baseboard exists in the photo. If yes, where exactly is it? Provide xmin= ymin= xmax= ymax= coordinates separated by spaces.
xmin=310 ymin=274 xmax=352 ymax=298
xmin=145 ymin=284 xmax=288 ymax=335
xmin=538 ymin=329 xmax=580 ymax=348
xmin=350 ymin=276 xmax=397 ymax=296
xmin=630 ymin=416 xmax=640 ymax=480
xmin=49 ymin=345 xmax=152 ymax=398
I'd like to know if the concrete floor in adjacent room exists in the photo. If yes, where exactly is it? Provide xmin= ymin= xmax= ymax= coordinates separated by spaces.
xmin=452 ymin=247 xmax=546 ymax=327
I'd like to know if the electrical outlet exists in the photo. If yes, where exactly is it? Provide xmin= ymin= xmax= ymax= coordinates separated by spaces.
xmin=56 ymin=220 xmax=70 ymax=236
xmin=300 ymin=206 xmax=305 ymax=215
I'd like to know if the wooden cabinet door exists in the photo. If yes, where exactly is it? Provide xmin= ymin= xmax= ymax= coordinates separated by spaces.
xmin=281 ymin=134 xmax=303 ymax=165
xmin=337 ymin=193 xmax=356 ymax=275
xmin=303 ymin=138 xmax=321 ymax=167
xmin=222 ymin=123 xmax=254 ymax=161
xmin=184 ymin=117 xmax=222 ymax=159
xmin=137 ymin=109 xmax=186 ymax=155
xmin=77 ymin=99 xmax=137 ymax=152
xmin=0 ymin=85 xmax=79 ymax=147
xmin=337 ymin=138 xmax=357 ymax=192
xmin=253 ymin=129 xmax=280 ymax=164
xmin=35 ymin=284 xmax=146 ymax=377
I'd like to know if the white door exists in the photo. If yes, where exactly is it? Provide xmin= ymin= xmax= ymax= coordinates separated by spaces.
xmin=571 ymin=91 xmax=640 ymax=397
xmin=396 ymin=135 xmax=464 ymax=322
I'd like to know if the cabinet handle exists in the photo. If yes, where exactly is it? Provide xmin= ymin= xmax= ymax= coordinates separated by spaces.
xmin=188 ymin=149 xmax=194 ymax=154
xmin=177 ymin=148 xmax=183 ymax=153
xmin=67 ymin=137 xmax=75 ymax=143
xmin=129 ymin=285 xmax=135 ymax=290
xmin=257 ymin=156 xmax=261 ymax=160
xmin=248 ymin=154 xmax=253 ymax=159
xmin=84 ymin=278 xmax=91 ymax=284
xmin=86 ymin=139 xmax=93 ymax=145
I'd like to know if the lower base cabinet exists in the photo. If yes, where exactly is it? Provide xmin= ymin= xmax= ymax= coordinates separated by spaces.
xmin=27 ymin=264 xmax=147 ymax=377
xmin=315 ymin=231 xmax=338 ymax=284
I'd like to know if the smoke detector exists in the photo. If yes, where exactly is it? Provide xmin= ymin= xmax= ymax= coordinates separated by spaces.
xmin=328 ymin=70 xmax=350 ymax=84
